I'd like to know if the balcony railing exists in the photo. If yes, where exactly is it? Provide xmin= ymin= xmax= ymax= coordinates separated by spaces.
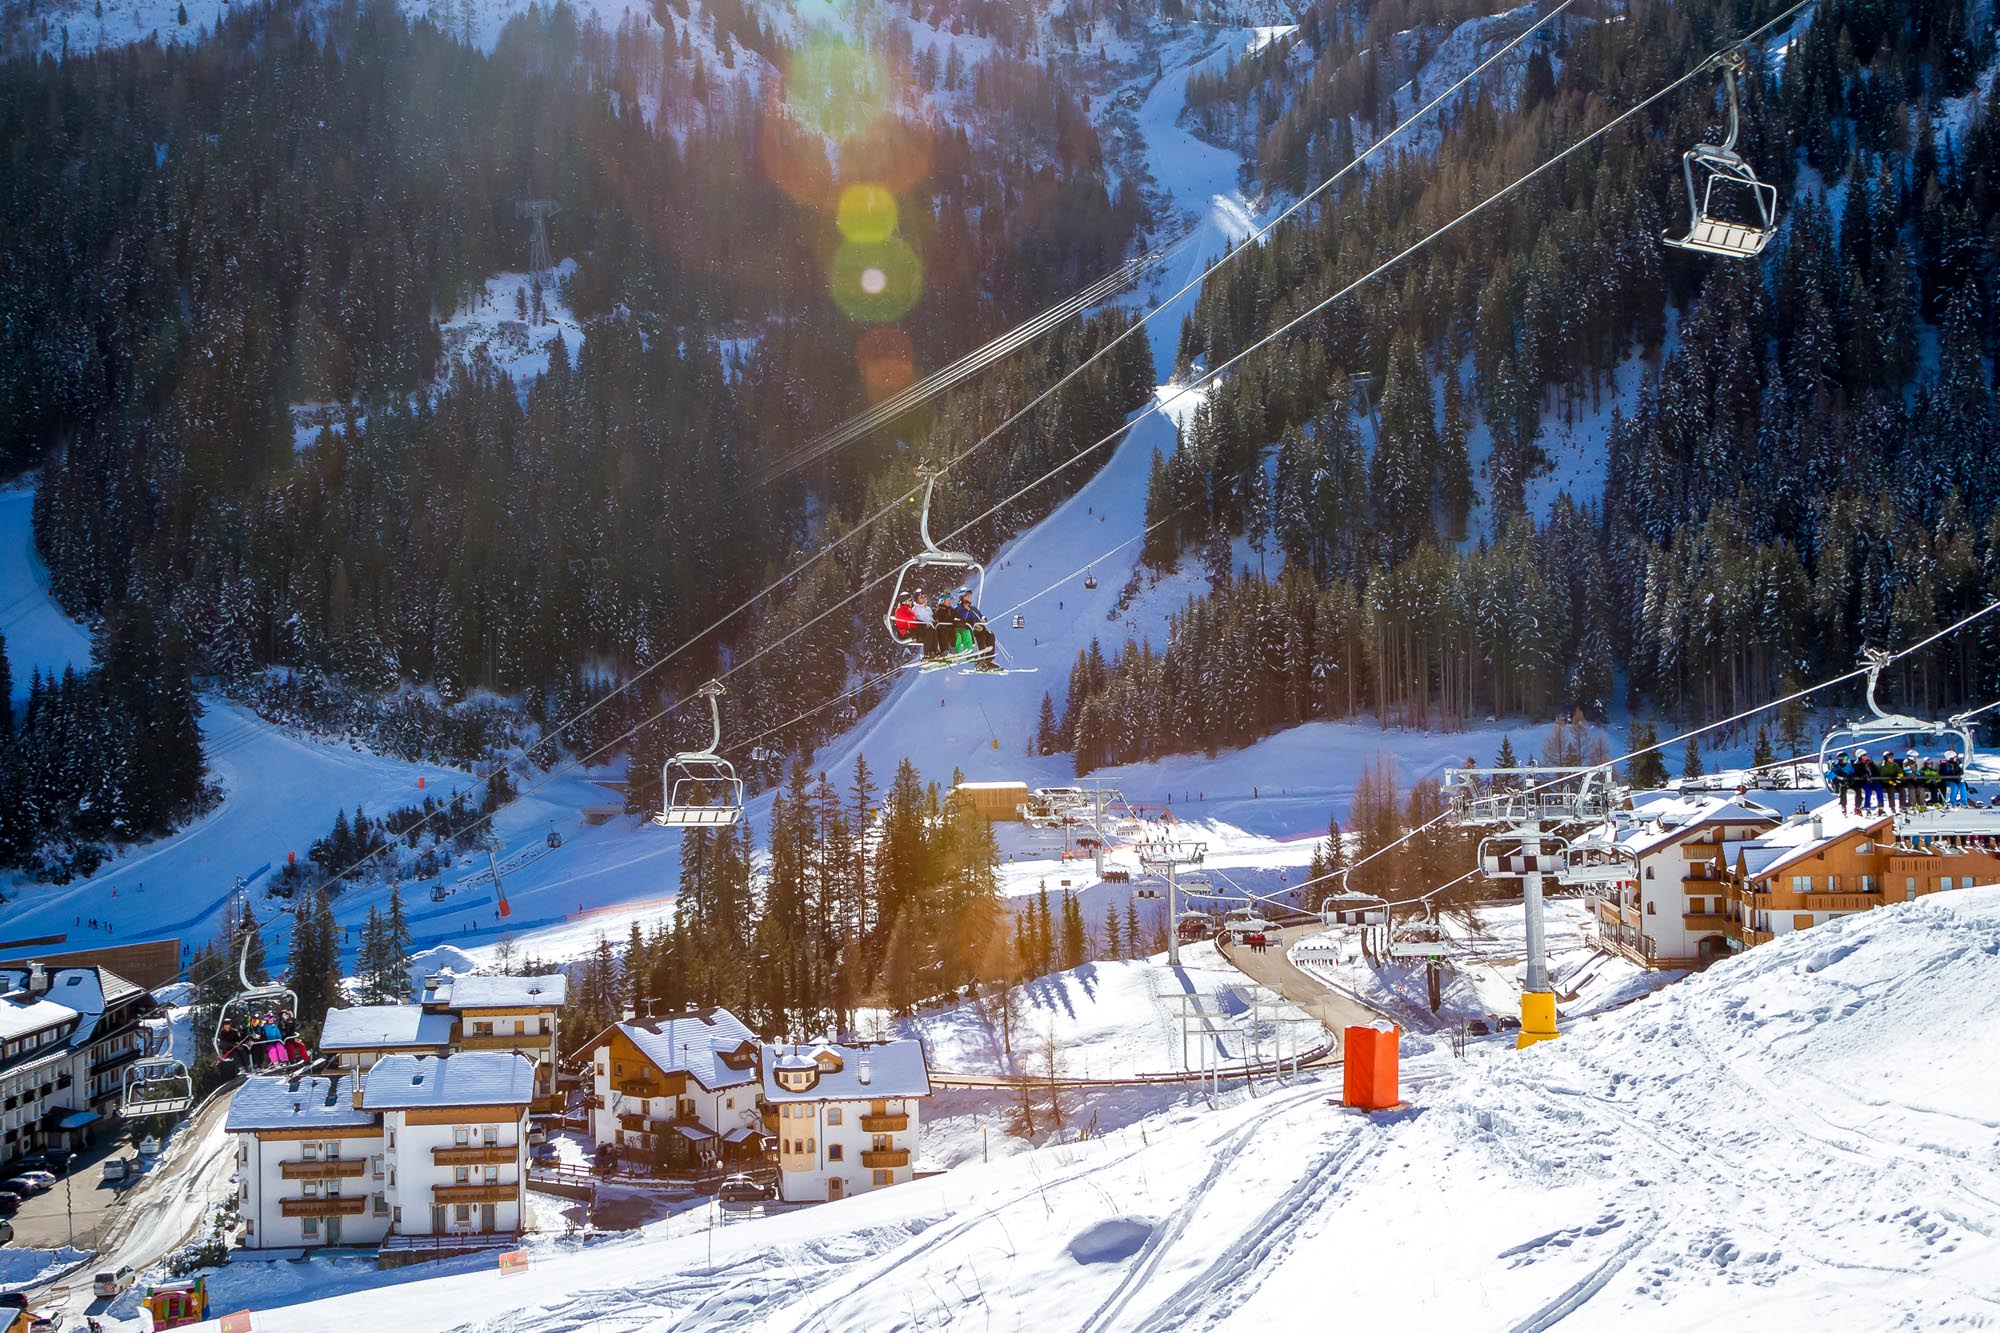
xmin=459 ymin=1032 xmax=549 ymax=1051
xmin=432 ymin=1182 xmax=517 ymax=1204
xmin=433 ymin=1145 xmax=516 ymax=1166
xmin=281 ymin=1158 xmax=369 ymax=1180
xmin=860 ymin=1149 xmax=910 ymax=1169
xmin=1680 ymin=913 xmax=1731 ymax=931
xmin=280 ymin=1195 xmax=367 ymax=1217
xmin=859 ymin=1114 xmax=908 ymax=1133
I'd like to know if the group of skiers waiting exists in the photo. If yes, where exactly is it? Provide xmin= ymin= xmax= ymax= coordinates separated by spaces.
xmin=219 ymin=1009 xmax=308 ymax=1069
xmin=1827 ymin=748 xmax=1971 ymax=813
xmin=891 ymin=587 xmax=999 ymax=669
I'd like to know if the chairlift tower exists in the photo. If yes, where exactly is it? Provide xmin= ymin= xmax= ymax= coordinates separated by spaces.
xmin=518 ymin=199 xmax=559 ymax=279
xmin=1138 ymin=839 xmax=1206 ymax=967
xmin=1444 ymin=766 xmax=1616 ymax=1048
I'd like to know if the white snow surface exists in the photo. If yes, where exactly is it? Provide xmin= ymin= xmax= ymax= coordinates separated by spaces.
xmin=182 ymin=888 xmax=2000 ymax=1330
xmin=0 ymin=484 xmax=93 ymax=708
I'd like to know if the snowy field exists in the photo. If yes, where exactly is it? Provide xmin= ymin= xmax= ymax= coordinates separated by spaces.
xmin=0 ymin=484 xmax=92 ymax=708
xmin=889 ymin=940 xmax=1318 ymax=1079
xmin=163 ymin=889 xmax=2000 ymax=1330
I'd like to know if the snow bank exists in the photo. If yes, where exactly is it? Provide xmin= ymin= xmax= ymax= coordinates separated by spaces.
xmin=0 ymin=1246 xmax=90 ymax=1293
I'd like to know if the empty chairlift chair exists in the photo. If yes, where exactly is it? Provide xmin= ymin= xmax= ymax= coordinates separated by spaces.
xmin=1663 ymin=52 xmax=1779 ymax=260
xmin=654 ymin=680 xmax=744 ymax=827
xmin=121 ymin=1017 xmax=194 ymax=1118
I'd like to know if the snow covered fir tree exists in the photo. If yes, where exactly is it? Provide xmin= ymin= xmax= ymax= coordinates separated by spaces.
xmin=2 ymin=0 xmax=2000 ymax=1323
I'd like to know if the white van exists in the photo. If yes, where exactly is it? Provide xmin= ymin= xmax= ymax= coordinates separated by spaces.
xmin=93 ymin=1265 xmax=135 ymax=1297
xmin=101 ymin=1157 xmax=133 ymax=1184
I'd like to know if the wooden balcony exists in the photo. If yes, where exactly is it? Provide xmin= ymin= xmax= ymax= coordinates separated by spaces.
xmin=433 ymin=1145 xmax=516 ymax=1166
xmin=280 ymin=1157 xmax=369 ymax=1180
xmin=859 ymin=1114 xmax=908 ymax=1133
xmin=280 ymin=1195 xmax=367 ymax=1218
xmin=459 ymin=1032 xmax=549 ymax=1051
xmin=1680 ymin=913 xmax=1732 ymax=931
xmin=860 ymin=1149 xmax=909 ymax=1169
xmin=432 ymin=1182 xmax=517 ymax=1204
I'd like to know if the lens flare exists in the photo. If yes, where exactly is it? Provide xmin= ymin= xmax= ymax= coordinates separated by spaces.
xmin=831 ymin=237 xmax=922 ymax=323
xmin=784 ymin=41 xmax=893 ymax=146
xmin=856 ymin=326 xmax=917 ymax=401
xmin=837 ymin=184 xmax=898 ymax=244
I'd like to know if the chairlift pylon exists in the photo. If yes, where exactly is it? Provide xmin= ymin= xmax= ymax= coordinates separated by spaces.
xmin=1662 ymin=51 xmax=1779 ymax=260
xmin=653 ymin=679 xmax=744 ymax=827
xmin=121 ymin=1014 xmax=194 ymax=1118
xmin=1817 ymin=648 xmax=1977 ymax=788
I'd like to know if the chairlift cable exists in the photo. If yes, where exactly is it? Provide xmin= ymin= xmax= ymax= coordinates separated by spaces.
xmin=1297 ymin=593 xmax=2000 ymax=910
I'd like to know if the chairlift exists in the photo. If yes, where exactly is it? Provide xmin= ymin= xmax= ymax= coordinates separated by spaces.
xmin=1011 ymin=613 xmax=1025 ymax=631
xmin=121 ymin=1016 xmax=193 ymax=1118
xmin=214 ymin=928 xmax=307 ymax=1073
xmin=1817 ymin=648 xmax=1977 ymax=787
xmin=654 ymin=680 xmax=744 ymax=827
xmin=1083 ymin=572 xmax=1098 ymax=590
xmin=884 ymin=467 xmax=989 ymax=666
xmin=1554 ymin=836 xmax=1640 ymax=887
xmin=1662 ymin=51 xmax=1779 ymax=260
xmin=546 ymin=823 xmax=564 ymax=850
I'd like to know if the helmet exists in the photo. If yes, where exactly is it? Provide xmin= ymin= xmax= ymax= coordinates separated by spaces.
xmin=1908 ymin=749 xmax=1919 ymax=759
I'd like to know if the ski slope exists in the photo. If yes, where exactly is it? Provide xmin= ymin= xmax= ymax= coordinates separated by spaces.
xmin=0 ymin=484 xmax=93 ymax=708
xmin=173 ymin=887 xmax=2000 ymax=1331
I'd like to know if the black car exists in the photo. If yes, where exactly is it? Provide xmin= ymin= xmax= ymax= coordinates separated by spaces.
xmin=24 ymin=1149 xmax=73 ymax=1175
xmin=0 ymin=1188 xmax=23 ymax=1213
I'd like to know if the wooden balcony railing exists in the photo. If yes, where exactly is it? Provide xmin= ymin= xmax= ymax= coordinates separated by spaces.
xmin=280 ymin=1195 xmax=367 ymax=1217
xmin=860 ymin=1149 xmax=910 ymax=1169
xmin=432 ymin=1182 xmax=517 ymax=1204
xmin=433 ymin=1145 xmax=516 ymax=1166
xmin=859 ymin=1114 xmax=908 ymax=1133
xmin=458 ymin=1032 xmax=549 ymax=1051
xmin=280 ymin=1158 xmax=368 ymax=1180
xmin=1680 ymin=913 xmax=1731 ymax=931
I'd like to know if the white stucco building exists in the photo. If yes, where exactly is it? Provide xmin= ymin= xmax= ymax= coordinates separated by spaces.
xmin=227 ymin=1072 xmax=388 ymax=1249
xmin=229 ymin=1051 xmax=535 ymax=1250
xmin=761 ymin=1040 xmax=930 ymax=1203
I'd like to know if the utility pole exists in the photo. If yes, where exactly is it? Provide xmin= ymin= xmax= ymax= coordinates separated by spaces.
xmin=518 ymin=199 xmax=559 ymax=279
xmin=1139 ymin=840 xmax=1205 ymax=967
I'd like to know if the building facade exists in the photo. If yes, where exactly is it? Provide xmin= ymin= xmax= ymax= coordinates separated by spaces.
xmin=578 ymin=1008 xmax=763 ymax=1170
xmin=1589 ymin=795 xmax=1783 ymax=968
xmin=420 ymin=973 xmax=566 ymax=1112
xmin=0 ymin=962 xmax=155 ymax=1160
xmin=761 ymin=1040 xmax=929 ymax=1203
xmin=228 ymin=1052 xmax=535 ymax=1250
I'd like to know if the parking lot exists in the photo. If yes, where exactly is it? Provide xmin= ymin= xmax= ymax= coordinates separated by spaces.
xmin=3 ymin=1132 xmax=146 ymax=1251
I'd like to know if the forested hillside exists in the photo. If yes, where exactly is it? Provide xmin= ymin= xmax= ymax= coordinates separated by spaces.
xmin=1063 ymin=0 xmax=2000 ymax=770
xmin=0 ymin=0 xmax=1159 ymax=871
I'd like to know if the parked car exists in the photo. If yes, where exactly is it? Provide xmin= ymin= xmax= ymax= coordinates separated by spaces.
xmin=717 ymin=1174 xmax=773 ymax=1203
xmin=92 ymin=1266 xmax=135 ymax=1297
xmin=0 ymin=1189 xmax=23 ymax=1213
xmin=101 ymin=1158 xmax=135 ymax=1184
xmin=28 ymin=1150 xmax=73 ymax=1175
xmin=529 ymin=1143 xmax=560 ymax=1167
xmin=0 ymin=1217 xmax=14 ymax=1244
xmin=2 ymin=1176 xmax=51 ymax=1196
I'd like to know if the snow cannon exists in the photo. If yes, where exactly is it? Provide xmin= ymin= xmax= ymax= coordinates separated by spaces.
xmin=1342 ymin=1023 xmax=1400 ymax=1112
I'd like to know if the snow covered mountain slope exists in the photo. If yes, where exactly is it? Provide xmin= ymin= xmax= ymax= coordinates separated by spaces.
xmin=0 ymin=484 xmax=91 ymax=709
xmin=200 ymin=888 xmax=2000 ymax=1330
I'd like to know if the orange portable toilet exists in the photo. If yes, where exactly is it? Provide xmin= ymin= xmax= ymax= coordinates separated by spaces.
xmin=1343 ymin=1022 xmax=1400 ymax=1111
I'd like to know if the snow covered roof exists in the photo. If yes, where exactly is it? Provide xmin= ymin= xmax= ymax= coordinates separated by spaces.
xmin=0 ymin=993 xmax=80 ymax=1044
xmin=227 ymin=1074 xmax=376 ymax=1132
xmin=362 ymin=1052 xmax=538 ymax=1110
xmin=1730 ymin=809 xmax=1891 ymax=880
xmin=760 ymin=1040 xmax=930 ymax=1103
xmin=1606 ymin=793 xmax=1783 ymax=858
xmin=614 ymin=1010 xmax=760 ymax=1091
xmin=319 ymin=1005 xmax=456 ymax=1051
xmin=426 ymin=974 xmax=568 ymax=1010
xmin=954 ymin=780 xmax=1029 ymax=790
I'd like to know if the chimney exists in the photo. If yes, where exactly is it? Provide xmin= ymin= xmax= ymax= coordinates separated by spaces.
xmin=1812 ymin=816 xmax=1824 ymax=840
xmin=858 ymin=1058 xmax=871 ymax=1086
xmin=26 ymin=962 xmax=48 ymax=995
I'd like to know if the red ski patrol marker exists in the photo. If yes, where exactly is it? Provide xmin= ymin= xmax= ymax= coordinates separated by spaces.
xmin=498 ymin=1249 xmax=531 ymax=1275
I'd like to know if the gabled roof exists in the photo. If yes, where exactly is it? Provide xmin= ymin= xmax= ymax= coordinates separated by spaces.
xmin=320 ymin=1005 xmax=456 ymax=1052
xmin=1731 ymin=809 xmax=1891 ymax=881
xmin=362 ymin=1052 xmax=537 ymax=1110
xmin=605 ymin=1009 xmax=760 ymax=1091
xmin=227 ymin=1074 xmax=377 ymax=1132
xmin=0 ymin=993 xmax=78 ymax=1044
xmin=760 ymin=1039 xmax=930 ymax=1102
